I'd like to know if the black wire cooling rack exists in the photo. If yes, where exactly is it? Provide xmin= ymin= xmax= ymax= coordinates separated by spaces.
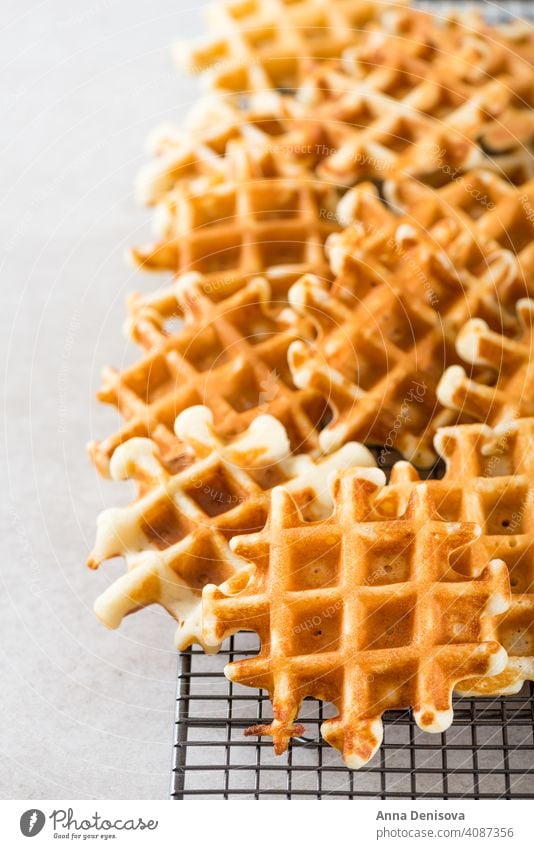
xmin=171 ymin=0 xmax=534 ymax=801
xmin=171 ymin=635 xmax=534 ymax=800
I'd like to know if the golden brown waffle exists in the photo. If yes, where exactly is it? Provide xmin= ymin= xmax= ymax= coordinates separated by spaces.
xmin=287 ymin=173 xmax=534 ymax=466
xmin=374 ymin=419 xmax=534 ymax=695
xmin=130 ymin=141 xmax=339 ymax=273
xmin=292 ymin=17 xmax=534 ymax=187
xmin=89 ymin=405 xmax=374 ymax=650
xmin=384 ymin=172 xmax=534 ymax=278
xmin=89 ymin=273 xmax=329 ymax=478
xmin=135 ymin=97 xmax=296 ymax=206
xmin=139 ymin=6 xmax=534 ymax=219
xmin=177 ymin=0 xmax=533 ymax=97
xmin=438 ymin=299 xmax=534 ymax=425
xmin=175 ymin=0 xmax=406 ymax=95
xmin=203 ymin=467 xmax=510 ymax=767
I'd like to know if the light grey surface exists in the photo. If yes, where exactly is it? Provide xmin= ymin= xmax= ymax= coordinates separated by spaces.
xmin=1 ymin=0 xmax=204 ymax=800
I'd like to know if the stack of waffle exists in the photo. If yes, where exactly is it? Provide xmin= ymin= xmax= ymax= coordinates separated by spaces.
xmin=89 ymin=0 xmax=534 ymax=768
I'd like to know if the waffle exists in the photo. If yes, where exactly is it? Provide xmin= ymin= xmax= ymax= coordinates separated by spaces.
xmin=175 ymin=0 xmax=407 ymax=96
xmin=203 ymin=467 xmax=509 ymax=767
xmin=294 ymin=16 xmax=534 ymax=188
xmin=287 ymin=172 xmax=534 ymax=466
xmin=130 ymin=141 xmax=339 ymax=274
xmin=177 ymin=0 xmax=533 ymax=98
xmin=384 ymin=172 xmax=534 ymax=279
xmin=89 ymin=273 xmax=329 ymax=478
xmin=139 ymin=6 xmax=534 ymax=219
xmin=374 ymin=419 xmax=534 ymax=695
xmin=438 ymin=299 xmax=534 ymax=426
xmin=134 ymin=97 xmax=296 ymax=206
xmin=89 ymin=405 xmax=374 ymax=650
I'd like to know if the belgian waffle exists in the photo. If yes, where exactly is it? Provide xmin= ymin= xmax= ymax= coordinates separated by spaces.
xmin=287 ymin=172 xmax=534 ymax=466
xmin=375 ymin=419 xmax=534 ymax=696
xmin=138 ymin=5 xmax=534 ymax=223
xmin=177 ymin=0 xmax=533 ymax=99
xmin=88 ymin=273 xmax=328 ymax=478
xmin=297 ymin=8 xmax=534 ymax=187
xmin=383 ymin=172 xmax=534 ymax=279
xmin=203 ymin=467 xmax=509 ymax=767
xmin=130 ymin=141 xmax=339 ymax=274
xmin=438 ymin=299 xmax=534 ymax=425
xmin=89 ymin=405 xmax=374 ymax=650
xmin=175 ymin=0 xmax=407 ymax=96
xmin=134 ymin=96 xmax=295 ymax=206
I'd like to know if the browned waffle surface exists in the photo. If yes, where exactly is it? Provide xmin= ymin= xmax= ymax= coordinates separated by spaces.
xmin=89 ymin=273 xmax=328 ymax=477
xmin=438 ymin=299 xmax=534 ymax=424
xmin=287 ymin=173 xmax=534 ymax=466
xmin=286 ymin=20 xmax=534 ymax=189
xmin=137 ymin=4 xmax=534 ymax=223
xmin=203 ymin=466 xmax=510 ymax=767
xmin=375 ymin=418 xmax=534 ymax=695
xmin=130 ymin=144 xmax=339 ymax=274
xmin=176 ymin=0 xmax=408 ymax=93
xmin=177 ymin=0 xmax=534 ymax=98
xmin=89 ymin=405 xmax=374 ymax=650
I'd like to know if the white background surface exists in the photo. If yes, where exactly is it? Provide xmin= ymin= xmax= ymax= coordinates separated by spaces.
xmin=1 ymin=0 xmax=205 ymax=799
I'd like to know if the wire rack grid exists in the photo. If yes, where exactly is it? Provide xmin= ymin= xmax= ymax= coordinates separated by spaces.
xmin=172 ymin=635 xmax=534 ymax=800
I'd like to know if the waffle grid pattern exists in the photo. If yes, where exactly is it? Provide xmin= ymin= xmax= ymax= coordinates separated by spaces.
xmin=378 ymin=420 xmax=534 ymax=696
xmin=90 ymin=275 xmax=327 ymax=475
xmin=89 ymin=405 xmax=374 ymax=650
xmin=131 ymin=152 xmax=340 ymax=274
xmin=177 ymin=0 xmax=398 ymax=93
xmin=287 ymin=172 xmax=534 ymax=466
xmin=140 ymin=0 xmax=534 ymax=243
